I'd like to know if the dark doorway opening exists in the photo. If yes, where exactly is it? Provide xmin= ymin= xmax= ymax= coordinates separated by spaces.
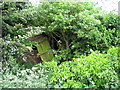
xmin=32 ymin=45 xmax=42 ymax=63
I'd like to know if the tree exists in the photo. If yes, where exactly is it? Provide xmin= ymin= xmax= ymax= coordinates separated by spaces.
xmin=2 ymin=2 xmax=32 ymax=37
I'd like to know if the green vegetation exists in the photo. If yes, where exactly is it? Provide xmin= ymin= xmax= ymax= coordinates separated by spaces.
xmin=46 ymin=46 xmax=119 ymax=88
xmin=1 ymin=1 xmax=119 ymax=88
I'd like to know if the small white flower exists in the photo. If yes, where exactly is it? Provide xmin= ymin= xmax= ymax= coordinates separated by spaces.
xmin=32 ymin=67 xmax=38 ymax=70
xmin=91 ymin=81 xmax=95 ymax=85
xmin=96 ymin=20 xmax=101 ymax=24
xmin=58 ymin=40 xmax=62 ymax=43
xmin=60 ymin=81 xmax=63 ymax=84
xmin=6 ymin=41 xmax=10 ymax=43
xmin=38 ymin=70 xmax=41 ymax=73
xmin=45 ymin=70 xmax=49 ymax=72
xmin=35 ymin=76 xmax=39 ymax=79
xmin=72 ymin=45 xmax=74 ymax=48
xmin=27 ymin=76 xmax=31 ymax=80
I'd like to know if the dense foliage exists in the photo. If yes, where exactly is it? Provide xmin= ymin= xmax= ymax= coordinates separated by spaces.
xmin=2 ymin=2 xmax=32 ymax=37
xmin=45 ymin=46 xmax=119 ymax=88
xmin=2 ymin=46 xmax=119 ymax=88
xmin=1 ymin=1 xmax=119 ymax=88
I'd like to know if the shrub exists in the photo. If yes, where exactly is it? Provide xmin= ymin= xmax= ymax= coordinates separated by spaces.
xmin=2 ymin=2 xmax=32 ymax=37
xmin=1 ymin=64 xmax=51 ymax=88
xmin=35 ymin=2 xmax=119 ymax=53
xmin=2 ymin=2 xmax=119 ymax=52
xmin=45 ymin=46 xmax=119 ymax=88
xmin=1 ymin=34 xmax=52 ymax=88
xmin=1 ymin=26 xmax=45 ymax=71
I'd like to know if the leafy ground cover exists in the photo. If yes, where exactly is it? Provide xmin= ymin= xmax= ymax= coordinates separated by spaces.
xmin=1 ymin=46 xmax=119 ymax=88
